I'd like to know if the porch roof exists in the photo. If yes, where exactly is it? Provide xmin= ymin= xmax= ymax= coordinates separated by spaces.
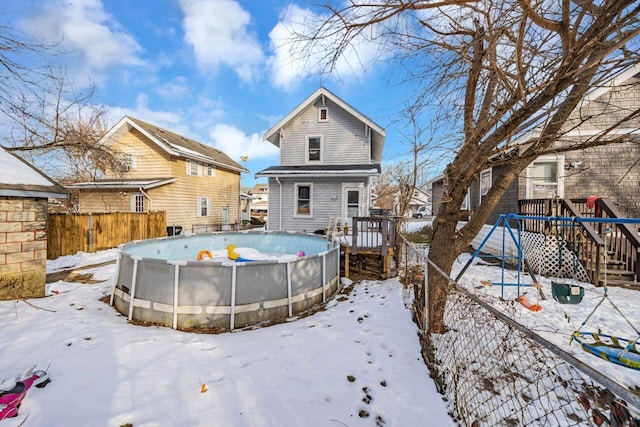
xmin=255 ymin=164 xmax=381 ymax=178
xmin=67 ymin=178 xmax=177 ymax=190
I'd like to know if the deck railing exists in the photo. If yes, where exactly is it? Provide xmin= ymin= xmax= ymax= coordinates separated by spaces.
xmin=518 ymin=198 xmax=639 ymax=285
xmin=350 ymin=216 xmax=397 ymax=255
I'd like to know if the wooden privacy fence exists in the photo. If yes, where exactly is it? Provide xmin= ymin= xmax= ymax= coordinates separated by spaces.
xmin=47 ymin=211 xmax=166 ymax=259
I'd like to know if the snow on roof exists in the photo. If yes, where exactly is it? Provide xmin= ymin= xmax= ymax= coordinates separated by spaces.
xmin=1 ymin=147 xmax=54 ymax=186
xmin=0 ymin=146 xmax=67 ymax=198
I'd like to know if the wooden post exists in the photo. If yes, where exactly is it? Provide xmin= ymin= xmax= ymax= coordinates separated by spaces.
xmin=86 ymin=214 xmax=95 ymax=253
xmin=344 ymin=246 xmax=350 ymax=279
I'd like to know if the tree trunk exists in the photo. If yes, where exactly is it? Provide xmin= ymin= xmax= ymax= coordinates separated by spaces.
xmin=427 ymin=199 xmax=465 ymax=333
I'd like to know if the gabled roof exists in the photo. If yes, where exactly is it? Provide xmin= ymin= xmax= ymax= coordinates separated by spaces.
xmin=255 ymin=164 xmax=381 ymax=178
xmin=0 ymin=146 xmax=68 ymax=198
xmin=66 ymin=178 xmax=177 ymax=190
xmin=263 ymin=87 xmax=386 ymax=163
xmin=507 ymin=62 xmax=640 ymax=149
xmin=101 ymin=116 xmax=248 ymax=173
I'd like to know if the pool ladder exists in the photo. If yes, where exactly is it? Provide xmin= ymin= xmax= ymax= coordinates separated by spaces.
xmin=326 ymin=217 xmax=345 ymax=243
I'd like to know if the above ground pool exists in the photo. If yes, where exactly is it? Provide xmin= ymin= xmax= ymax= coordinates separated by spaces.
xmin=110 ymin=231 xmax=340 ymax=331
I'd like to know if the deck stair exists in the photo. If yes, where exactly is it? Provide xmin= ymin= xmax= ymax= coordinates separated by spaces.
xmin=519 ymin=197 xmax=639 ymax=288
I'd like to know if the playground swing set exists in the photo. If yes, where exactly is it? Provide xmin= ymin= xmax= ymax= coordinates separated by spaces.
xmin=455 ymin=213 xmax=640 ymax=371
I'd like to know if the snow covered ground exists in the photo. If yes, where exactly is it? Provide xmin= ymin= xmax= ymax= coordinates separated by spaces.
xmin=2 ymin=220 xmax=639 ymax=426
xmin=403 ymin=219 xmax=640 ymax=391
xmin=1 ymin=248 xmax=453 ymax=427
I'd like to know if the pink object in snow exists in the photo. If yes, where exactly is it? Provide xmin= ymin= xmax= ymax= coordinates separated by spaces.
xmin=0 ymin=366 xmax=50 ymax=420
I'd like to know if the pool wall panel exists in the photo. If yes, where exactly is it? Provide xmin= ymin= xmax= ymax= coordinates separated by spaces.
xmin=112 ymin=232 xmax=340 ymax=332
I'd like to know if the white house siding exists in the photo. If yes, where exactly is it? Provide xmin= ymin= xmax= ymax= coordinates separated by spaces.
xmin=267 ymin=176 xmax=369 ymax=233
xmin=279 ymin=98 xmax=371 ymax=166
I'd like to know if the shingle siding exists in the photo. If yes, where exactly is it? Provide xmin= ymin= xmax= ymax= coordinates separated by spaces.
xmin=561 ymin=141 xmax=640 ymax=217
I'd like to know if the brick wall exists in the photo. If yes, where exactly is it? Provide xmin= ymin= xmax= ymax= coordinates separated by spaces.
xmin=0 ymin=197 xmax=48 ymax=299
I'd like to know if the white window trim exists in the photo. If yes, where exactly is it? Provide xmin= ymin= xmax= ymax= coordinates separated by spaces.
xmin=342 ymin=182 xmax=365 ymax=220
xmin=294 ymin=182 xmax=313 ymax=217
xmin=206 ymin=164 xmax=216 ymax=177
xmin=187 ymin=159 xmax=202 ymax=176
xmin=197 ymin=196 xmax=211 ymax=217
xmin=130 ymin=193 xmax=145 ymax=213
xmin=221 ymin=207 xmax=229 ymax=230
xmin=479 ymin=168 xmax=492 ymax=204
xmin=460 ymin=190 xmax=470 ymax=211
xmin=318 ymin=107 xmax=329 ymax=122
xmin=525 ymin=154 xmax=565 ymax=198
xmin=305 ymin=135 xmax=323 ymax=164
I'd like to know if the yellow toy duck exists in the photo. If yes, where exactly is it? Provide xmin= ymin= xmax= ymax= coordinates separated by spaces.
xmin=227 ymin=245 xmax=240 ymax=261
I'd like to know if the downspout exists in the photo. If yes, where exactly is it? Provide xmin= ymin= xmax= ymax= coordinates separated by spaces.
xmin=138 ymin=187 xmax=152 ymax=211
xmin=276 ymin=177 xmax=283 ymax=231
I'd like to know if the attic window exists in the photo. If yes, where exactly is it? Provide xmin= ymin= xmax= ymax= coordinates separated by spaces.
xmin=118 ymin=153 xmax=136 ymax=171
xmin=318 ymin=107 xmax=328 ymax=122
xmin=187 ymin=159 xmax=201 ymax=176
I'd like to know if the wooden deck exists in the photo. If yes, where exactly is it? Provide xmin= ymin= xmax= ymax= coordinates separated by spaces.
xmin=337 ymin=216 xmax=398 ymax=280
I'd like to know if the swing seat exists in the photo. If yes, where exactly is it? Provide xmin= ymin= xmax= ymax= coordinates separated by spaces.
xmin=517 ymin=295 xmax=542 ymax=312
xmin=572 ymin=332 xmax=640 ymax=370
xmin=552 ymin=281 xmax=584 ymax=304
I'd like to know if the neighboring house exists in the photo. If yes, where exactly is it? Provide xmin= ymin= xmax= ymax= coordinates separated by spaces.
xmin=249 ymin=183 xmax=269 ymax=221
xmin=431 ymin=64 xmax=640 ymax=223
xmin=68 ymin=116 xmax=248 ymax=233
xmin=240 ymin=193 xmax=255 ymax=223
xmin=0 ymin=147 xmax=68 ymax=299
xmin=408 ymin=186 xmax=431 ymax=216
xmin=256 ymin=87 xmax=385 ymax=233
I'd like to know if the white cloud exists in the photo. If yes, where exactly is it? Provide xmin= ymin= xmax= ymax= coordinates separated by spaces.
xmin=20 ymin=0 xmax=143 ymax=84
xmin=209 ymin=124 xmax=278 ymax=161
xmin=179 ymin=0 xmax=264 ymax=82
xmin=107 ymin=94 xmax=194 ymax=138
xmin=156 ymin=77 xmax=191 ymax=99
xmin=268 ymin=4 xmax=390 ymax=91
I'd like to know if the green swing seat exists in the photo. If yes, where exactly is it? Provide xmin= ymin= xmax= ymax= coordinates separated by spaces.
xmin=552 ymin=281 xmax=584 ymax=304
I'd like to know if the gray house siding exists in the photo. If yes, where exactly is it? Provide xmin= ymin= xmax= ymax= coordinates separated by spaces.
xmin=431 ymin=181 xmax=445 ymax=215
xmin=279 ymin=98 xmax=371 ymax=166
xmin=565 ymin=74 xmax=640 ymax=131
xmin=561 ymin=142 xmax=640 ymax=217
xmin=267 ymin=176 xmax=369 ymax=233
xmin=481 ymin=166 xmax=519 ymax=224
xmin=431 ymin=71 xmax=640 ymax=222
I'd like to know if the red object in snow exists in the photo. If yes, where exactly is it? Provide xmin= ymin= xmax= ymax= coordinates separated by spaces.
xmin=518 ymin=295 xmax=542 ymax=312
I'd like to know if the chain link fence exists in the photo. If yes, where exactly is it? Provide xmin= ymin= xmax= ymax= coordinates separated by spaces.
xmin=398 ymin=235 xmax=640 ymax=426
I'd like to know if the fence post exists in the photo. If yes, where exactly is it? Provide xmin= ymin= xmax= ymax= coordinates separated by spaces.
xmin=424 ymin=247 xmax=429 ymax=332
xmin=230 ymin=264 xmax=237 ymax=331
xmin=287 ymin=262 xmax=292 ymax=317
xmin=86 ymin=214 xmax=95 ymax=253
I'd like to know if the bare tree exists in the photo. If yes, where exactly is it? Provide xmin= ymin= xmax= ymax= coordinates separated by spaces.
xmin=291 ymin=0 xmax=640 ymax=332
xmin=0 ymin=25 xmax=116 ymax=183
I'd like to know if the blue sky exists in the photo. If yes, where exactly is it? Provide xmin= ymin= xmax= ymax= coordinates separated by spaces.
xmin=3 ymin=0 xmax=423 ymax=187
